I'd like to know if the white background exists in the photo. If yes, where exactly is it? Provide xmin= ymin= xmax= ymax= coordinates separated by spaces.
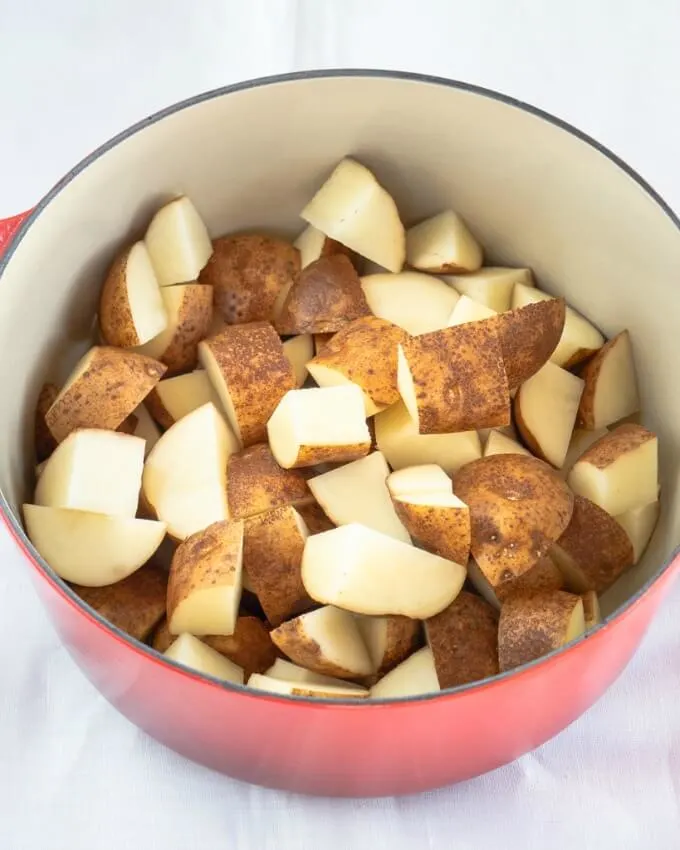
xmin=1 ymin=2 xmax=680 ymax=847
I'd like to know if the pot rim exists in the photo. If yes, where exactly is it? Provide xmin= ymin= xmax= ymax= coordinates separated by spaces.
xmin=2 ymin=68 xmax=679 ymax=708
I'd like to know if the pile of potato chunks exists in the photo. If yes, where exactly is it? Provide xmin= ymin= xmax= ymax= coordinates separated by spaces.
xmin=24 ymin=158 xmax=661 ymax=699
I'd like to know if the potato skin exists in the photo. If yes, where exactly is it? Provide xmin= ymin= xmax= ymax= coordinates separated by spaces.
xmin=496 ymin=297 xmax=565 ymax=391
xmin=392 ymin=500 xmax=470 ymax=565
xmin=295 ymin=502 xmax=335 ymax=534
xmin=155 ymin=284 xmax=213 ymax=375
xmin=276 ymin=254 xmax=371 ymax=334
xmin=202 ymin=234 xmax=300 ymax=324
xmin=494 ymin=555 xmax=564 ymax=603
xmin=45 ymin=347 xmax=166 ymax=443
xmin=72 ymin=561 xmax=167 ymax=641
xmin=228 ymin=443 xmax=312 ymax=520
xmin=573 ymin=422 xmax=654 ymax=470
xmin=378 ymin=617 xmax=422 ymax=677
xmin=426 ymin=591 xmax=499 ymax=688
xmin=269 ymin=616 xmax=360 ymax=679
xmin=34 ymin=382 xmax=59 ymax=461
xmin=577 ymin=332 xmax=631 ymax=426
xmin=99 ymin=247 xmax=140 ymax=347
xmin=453 ymin=454 xmax=574 ymax=585
xmin=290 ymin=442 xmax=372 ymax=469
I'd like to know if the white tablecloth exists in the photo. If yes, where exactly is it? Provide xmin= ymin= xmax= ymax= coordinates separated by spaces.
xmin=1 ymin=2 xmax=679 ymax=847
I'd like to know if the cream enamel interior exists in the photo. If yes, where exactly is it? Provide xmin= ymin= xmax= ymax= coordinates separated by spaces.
xmin=0 ymin=73 xmax=678 ymax=625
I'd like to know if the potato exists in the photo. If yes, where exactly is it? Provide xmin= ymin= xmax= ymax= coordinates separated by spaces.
xmin=313 ymin=332 xmax=335 ymax=356
xmin=301 ymin=158 xmax=405 ymax=273
xmin=309 ymin=452 xmax=411 ymax=543
xmin=266 ymin=385 xmax=371 ymax=469
xmin=270 ymin=605 xmax=373 ymax=679
xmin=227 ymin=443 xmax=312 ymax=520
xmin=35 ymin=429 xmax=145 ymax=518
xmin=199 ymin=321 xmax=295 ymax=447
xmin=355 ymin=615 xmax=421 ymax=678
xmin=370 ymin=646 xmax=440 ymax=698
xmin=567 ymin=424 xmax=658 ymax=516
xmin=265 ymin=657 xmax=366 ymax=691
xmin=99 ymin=241 xmax=167 ymax=347
xmin=136 ymin=283 xmax=213 ymax=375
xmin=242 ymin=505 xmax=310 ymax=626
xmin=582 ymin=591 xmax=602 ymax=630
xmin=496 ymin=297 xmax=566 ymax=391
xmin=454 ymin=454 xmax=574 ymax=585
xmin=200 ymin=234 xmax=300 ymax=324
xmin=306 ymin=316 xmax=408 ymax=416
xmin=282 ymin=334 xmax=314 ymax=387
xmin=23 ymin=505 xmax=166 ymax=586
xmin=129 ymin=404 xmax=161 ymax=456
xmin=551 ymin=495 xmax=634 ymax=592
xmin=446 ymin=294 xmax=497 ymax=325
xmin=498 ymin=590 xmax=585 ymax=672
xmin=45 ymin=346 xmax=166 ymax=443
xmin=467 ymin=555 xmax=564 ymax=610
xmin=397 ymin=323 xmax=509 ymax=433
xmin=514 ymin=361 xmax=584 ymax=467
xmin=167 ymin=520 xmax=244 ymax=636
xmin=34 ymin=382 xmax=59 ymax=462
xmin=512 ymin=283 xmax=604 ymax=369
xmin=276 ymin=254 xmax=371 ymax=334
xmin=302 ymin=523 xmax=466 ymax=619
xmin=295 ymin=502 xmax=335 ymax=534
xmin=144 ymin=196 xmax=212 ymax=287
xmin=374 ymin=402 xmax=482 ymax=475
xmin=72 ymin=561 xmax=167 ymax=641
xmin=425 ymin=591 xmax=499 ymax=688
xmin=165 ymin=633 xmax=244 ymax=684
xmin=248 ymin=673 xmax=368 ymax=699
xmin=144 ymin=370 xmax=223 ymax=430
xmin=406 ymin=210 xmax=482 ymax=274
xmin=117 ymin=414 xmax=139 ymax=435
xmin=361 ymin=271 xmax=459 ymax=335
xmin=559 ymin=427 xmax=609 ymax=477
xmin=442 ymin=267 xmax=533 ymax=312
xmin=577 ymin=330 xmax=640 ymax=429
xmin=615 ymin=500 xmax=660 ymax=563
xmin=484 ymin=430 xmax=532 ymax=458
xmin=294 ymin=224 xmax=360 ymax=270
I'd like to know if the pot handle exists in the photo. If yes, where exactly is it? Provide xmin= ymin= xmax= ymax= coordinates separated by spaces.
xmin=0 ymin=211 xmax=31 ymax=257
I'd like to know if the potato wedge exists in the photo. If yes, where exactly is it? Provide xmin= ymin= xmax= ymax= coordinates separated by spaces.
xmin=467 ymin=555 xmax=564 ymax=610
xmin=167 ymin=520 xmax=244 ymax=636
xmin=266 ymin=385 xmax=371 ymax=469
xmin=199 ymin=321 xmax=295 ymax=447
xmin=248 ymin=673 xmax=368 ymax=699
xmin=559 ymin=427 xmax=609 ymax=476
xmin=142 ymin=403 xmax=236 ymax=541
xmin=301 ymin=158 xmax=405 ymax=273
xmin=72 ymin=561 xmax=167 ymax=641
xmin=567 ymin=424 xmax=658 ymax=516
xmin=551 ymin=495 xmax=634 ymax=592
xmin=397 ymin=323 xmax=509 ymax=433
xmin=265 ymin=657 xmax=366 ymax=691
xmin=446 ymin=294 xmax=497 ymax=326
xmin=374 ymin=402 xmax=482 ymax=475
xmin=294 ymin=224 xmax=359 ymax=270
xmin=484 ymin=430 xmax=532 ymax=457
xmin=512 ymin=283 xmax=604 ymax=368
xmin=295 ymin=502 xmax=335 ymax=535
xmin=35 ymin=429 xmax=145 ymax=517
xmin=242 ymin=505 xmax=310 ymax=626
xmin=406 ymin=210 xmax=482 ymax=274
xmin=577 ymin=331 xmax=640 ymax=429
xmin=454 ymin=454 xmax=574 ymax=584
xmin=34 ymin=382 xmax=59 ymax=462
xmin=582 ymin=591 xmax=602 ymax=630
xmin=306 ymin=316 xmax=408 ymax=416
xmin=99 ymin=241 xmax=167 ymax=347
xmin=370 ymin=646 xmax=440 ymax=698
xmin=144 ymin=196 xmax=212 ymax=286
xmin=361 ymin=271 xmax=459 ymax=335
xmin=498 ymin=590 xmax=585 ymax=671
xmin=144 ymin=370 xmax=222 ymax=430
xmin=165 ymin=633 xmax=244 ymax=684
xmin=496 ymin=297 xmax=566 ymax=391
xmin=514 ymin=361 xmax=584 ymax=467
xmin=442 ymin=267 xmax=533 ymax=312
xmin=282 ymin=334 xmax=314 ymax=387
xmin=309 ymin=451 xmax=410 ymax=542
xmin=302 ymin=523 xmax=466 ymax=619
xmin=386 ymin=463 xmax=453 ymax=498
xmin=276 ymin=254 xmax=371 ymax=335
xmin=23 ymin=505 xmax=166 ymax=586
xmin=130 ymin=404 xmax=161 ymax=456
xmin=45 ymin=346 xmax=166 ymax=443
xmin=425 ymin=591 xmax=498 ymax=687
xmin=355 ymin=615 xmax=421 ymax=678
xmin=270 ymin=605 xmax=373 ymax=679
xmin=227 ymin=443 xmax=312 ymax=520
xmin=615 ymin=500 xmax=660 ymax=563
xmin=136 ymin=283 xmax=213 ymax=375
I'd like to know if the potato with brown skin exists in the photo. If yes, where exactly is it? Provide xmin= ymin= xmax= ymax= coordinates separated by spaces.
xmin=466 ymin=555 xmax=564 ymax=609
xmin=577 ymin=330 xmax=640 ymax=430
xmin=72 ymin=561 xmax=167 ymax=642
xmin=453 ymin=454 xmax=574 ymax=586
xmin=397 ymin=322 xmax=510 ymax=434
xmin=313 ymin=333 xmax=335 ymax=356
xmin=306 ymin=316 xmax=408 ymax=415
xmin=294 ymin=224 xmax=361 ymax=271
xmin=498 ymin=590 xmax=585 ymax=672
xmin=45 ymin=346 xmax=166 ymax=443
xmin=355 ymin=615 xmax=421 ymax=679
xmin=35 ymin=383 xmax=59 ymax=461
xmin=152 ymin=615 xmax=276 ymax=678
xmin=200 ymin=234 xmax=300 ymax=324
xmin=199 ymin=322 xmax=295 ymax=447
xmin=392 ymin=495 xmax=471 ymax=565
xmin=144 ymin=371 xmax=221 ymax=430
xmin=425 ymin=591 xmax=499 ymax=688
xmin=295 ymin=502 xmax=335 ymax=534
xmin=276 ymin=254 xmax=371 ymax=334
xmin=136 ymin=283 xmax=213 ymax=375
xmin=227 ymin=443 xmax=313 ymax=520
xmin=551 ymin=495 xmax=634 ymax=592
xmin=582 ymin=591 xmax=602 ymax=629
xmin=242 ymin=505 xmax=310 ymax=626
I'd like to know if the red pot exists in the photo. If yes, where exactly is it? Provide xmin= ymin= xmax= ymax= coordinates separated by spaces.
xmin=1 ymin=71 xmax=678 ymax=797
